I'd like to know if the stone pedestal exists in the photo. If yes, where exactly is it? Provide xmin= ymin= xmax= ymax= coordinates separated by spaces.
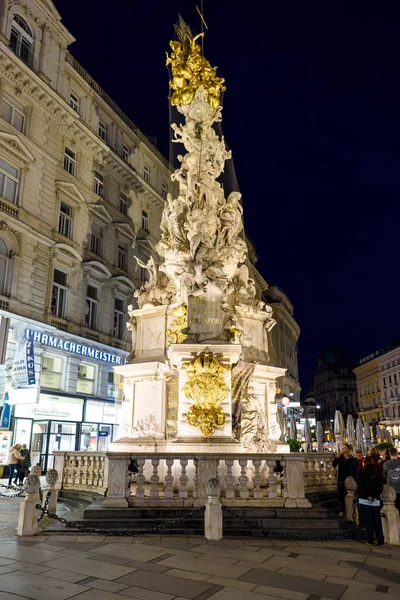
xmin=204 ymin=478 xmax=222 ymax=540
xmin=284 ymin=455 xmax=311 ymax=508
xmin=381 ymin=484 xmax=400 ymax=545
xmin=102 ymin=454 xmax=130 ymax=508
xmin=169 ymin=343 xmax=242 ymax=442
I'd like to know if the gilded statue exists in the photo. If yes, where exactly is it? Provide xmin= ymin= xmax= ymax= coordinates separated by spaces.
xmin=166 ymin=17 xmax=226 ymax=110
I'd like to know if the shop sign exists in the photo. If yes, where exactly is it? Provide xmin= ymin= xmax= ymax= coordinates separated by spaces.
xmin=26 ymin=329 xmax=123 ymax=364
xmin=0 ymin=402 xmax=10 ymax=428
xmin=85 ymin=400 xmax=117 ymax=424
xmin=12 ymin=333 xmax=36 ymax=387
xmin=8 ymin=385 xmax=40 ymax=405
xmin=14 ymin=394 xmax=83 ymax=422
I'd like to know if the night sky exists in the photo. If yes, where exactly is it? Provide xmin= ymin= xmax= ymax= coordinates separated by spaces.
xmin=53 ymin=1 xmax=400 ymax=392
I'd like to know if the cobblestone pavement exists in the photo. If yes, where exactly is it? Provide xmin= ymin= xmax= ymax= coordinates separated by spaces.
xmin=0 ymin=494 xmax=398 ymax=600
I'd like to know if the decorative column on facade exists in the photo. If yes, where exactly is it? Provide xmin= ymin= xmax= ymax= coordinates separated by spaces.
xmin=0 ymin=0 xmax=9 ymax=42
xmin=38 ymin=25 xmax=50 ymax=79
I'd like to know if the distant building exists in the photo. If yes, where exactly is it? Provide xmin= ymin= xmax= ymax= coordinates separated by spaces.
xmin=313 ymin=344 xmax=358 ymax=426
xmin=264 ymin=285 xmax=301 ymax=401
xmin=355 ymin=343 xmax=400 ymax=445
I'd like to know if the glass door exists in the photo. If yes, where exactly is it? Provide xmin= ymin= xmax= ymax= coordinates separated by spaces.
xmin=31 ymin=421 xmax=48 ymax=471
xmin=98 ymin=424 xmax=112 ymax=451
xmin=47 ymin=421 xmax=77 ymax=469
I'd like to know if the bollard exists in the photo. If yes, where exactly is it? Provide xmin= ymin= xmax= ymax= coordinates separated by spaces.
xmin=345 ymin=476 xmax=358 ymax=524
xmin=204 ymin=477 xmax=222 ymax=541
xmin=45 ymin=469 xmax=59 ymax=514
xmin=17 ymin=475 xmax=41 ymax=537
xmin=381 ymin=484 xmax=400 ymax=545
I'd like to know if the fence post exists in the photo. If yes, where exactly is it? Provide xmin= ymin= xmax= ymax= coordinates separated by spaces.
xmin=204 ymin=477 xmax=222 ymax=541
xmin=17 ymin=475 xmax=41 ymax=537
xmin=284 ymin=455 xmax=311 ymax=508
xmin=194 ymin=456 xmax=218 ymax=507
xmin=381 ymin=484 xmax=400 ymax=545
xmin=102 ymin=454 xmax=130 ymax=507
xmin=345 ymin=476 xmax=358 ymax=524
xmin=45 ymin=469 xmax=59 ymax=514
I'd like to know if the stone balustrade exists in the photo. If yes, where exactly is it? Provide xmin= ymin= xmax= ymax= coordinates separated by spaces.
xmin=54 ymin=451 xmax=316 ymax=508
xmin=53 ymin=451 xmax=108 ymax=495
xmin=302 ymin=453 xmax=337 ymax=493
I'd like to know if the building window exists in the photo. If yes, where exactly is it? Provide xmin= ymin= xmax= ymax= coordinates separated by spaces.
xmin=85 ymin=285 xmax=99 ymax=330
xmin=98 ymin=121 xmax=107 ymax=141
xmin=119 ymin=193 xmax=128 ymax=216
xmin=0 ymin=159 xmax=19 ymax=204
xmin=1 ymin=97 xmax=24 ymax=132
xmin=117 ymin=245 xmax=127 ymax=270
xmin=10 ymin=15 xmax=33 ymax=67
xmin=113 ymin=297 xmax=124 ymax=339
xmin=0 ymin=238 xmax=9 ymax=296
xmin=51 ymin=269 xmax=67 ymax=319
xmin=41 ymin=355 xmax=63 ymax=390
xmin=69 ymin=92 xmax=79 ymax=113
xmin=108 ymin=371 xmax=122 ymax=400
xmin=90 ymin=222 xmax=102 ymax=256
xmin=63 ymin=147 xmax=76 ymax=176
xmin=141 ymin=209 xmax=149 ymax=232
xmin=58 ymin=202 xmax=72 ymax=239
xmin=77 ymin=363 xmax=96 ymax=395
xmin=122 ymin=145 xmax=130 ymax=161
xmin=143 ymin=165 xmax=150 ymax=182
xmin=161 ymin=182 xmax=168 ymax=200
xmin=94 ymin=171 xmax=104 ymax=197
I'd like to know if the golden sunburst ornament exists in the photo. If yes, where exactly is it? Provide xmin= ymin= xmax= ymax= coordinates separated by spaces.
xmin=183 ymin=352 xmax=229 ymax=437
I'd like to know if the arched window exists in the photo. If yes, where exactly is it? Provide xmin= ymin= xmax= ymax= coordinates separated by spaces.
xmin=0 ymin=238 xmax=9 ymax=296
xmin=10 ymin=15 xmax=33 ymax=66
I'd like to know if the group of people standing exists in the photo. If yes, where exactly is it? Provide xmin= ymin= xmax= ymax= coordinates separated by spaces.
xmin=333 ymin=443 xmax=400 ymax=546
xmin=7 ymin=444 xmax=31 ymax=487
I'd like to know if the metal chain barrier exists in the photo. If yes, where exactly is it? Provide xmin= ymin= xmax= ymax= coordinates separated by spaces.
xmin=221 ymin=505 xmax=364 ymax=541
xmin=0 ymin=482 xmax=25 ymax=498
xmin=36 ymin=492 xmax=205 ymax=536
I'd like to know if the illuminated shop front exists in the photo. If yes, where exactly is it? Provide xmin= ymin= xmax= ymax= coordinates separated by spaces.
xmin=2 ymin=317 xmax=127 ymax=471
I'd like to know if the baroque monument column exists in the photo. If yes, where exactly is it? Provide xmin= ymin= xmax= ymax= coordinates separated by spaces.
xmin=112 ymin=17 xmax=286 ymax=455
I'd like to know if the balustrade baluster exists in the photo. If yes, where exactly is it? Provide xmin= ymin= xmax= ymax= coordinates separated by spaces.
xmin=252 ymin=459 xmax=263 ymax=499
xmin=224 ymin=459 xmax=235 ymax=498
xmin=74 ymin=455 xmax=82 ymax=486
xmin=179 ymin=458 xmax=189 ymax=498
xmin=164 ymin=458 xmax=174 ymax=499
xmin=267 ymin=460 xmax=278 ymax=499
xmin=135 ymin=458 xmax=146 ymax=499
xmin=238 ymin=459 xmax=249 ymax=499
xmin=150 ymin=458 xmax=160 ymax=498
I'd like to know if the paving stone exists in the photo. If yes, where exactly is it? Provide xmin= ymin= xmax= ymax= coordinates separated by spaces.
xmin=324 ymin=576 xmax=378 ymax=591
xmin=0 ymin=591 xmax=27 ymax=600
xmin=157 ymin=554 xmax=252 ymax=578
xmin=46 ymin=541 xmax=105 ymax=551
xmin=205 ymin=576 xmax=257 ymax=591
xmin=0 ymin=565 xmax=17 ymax=575
xmin=92 ymin=543 xmax=169 ymax=562
xmin=202 ymin=587 xmax=285 ymax=600
xmin=339 ymin=589 xmax=400 ymax=600
xmin=365 ymin=555 xmax=400 ymax=570
xmin=125 ymin=559 xmax=170 ymax=573
xmin=86 ymin=553 xmax=132 ymax=565
xmin=114 ymin=569 xmax=215 ymax=599
xmin=237 ymin=560 xmax=280 ymax=573
xmin=266 ymin=555 xmax=359 ymax=579
xmin=238 ymin=568 xmax=346 ymax=599
xmin=0 ymin=557 xmax=16 ymax=566
xmin=165 ymin=568 xmax=211 ymax=581
xmin=198 ymin=553 xmax=241 ymax=565
xmin=190 ymin=544 xmax=272 ymax=563
xmin=277 ymin=569 xmax=326 ymax=581
xmin=75 ymin=535 xmax=107 ymax=542
xmin=0 ymin=544 xmax=58 ymax=564
xmin=40 ymin=567 xmax=90 ymax=583
xmin=118 ymin=585 xmax=175 ymax=600
xmin=82 ymin=578 xmax=130 ymax=592
xmin=253 ymin=585 xmax=309 ymax=600
xmin=41 ymin=555 xmax=136 ymax=581
xmin=354 ymin=566 xmax=400 ymax=588
xmin=68 ymin=590 xmax=126 ymax=600
xmin=8 ymin=562 xmax=50 ymax=574
xmin=0 ymin=570 xmax=87 ymax=600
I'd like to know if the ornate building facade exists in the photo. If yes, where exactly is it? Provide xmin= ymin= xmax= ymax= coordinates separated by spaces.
xmin=313 ymin=344 xmax=358 ymax=427
xmin=0 ymin=0 xmax=172 ymax=468
xmin=264 ymin=285 xmax=301 ymax=401
xmin=354 ymin=353 xmax=382 ymax=425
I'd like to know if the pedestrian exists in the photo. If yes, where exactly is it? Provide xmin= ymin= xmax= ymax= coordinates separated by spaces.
xmin=355 ymin=449 xmax=364 ymax=477
xmin=332 ymin=444 xmax=359 ymax=516
xmin=358 ymin=456 xmax=385 ymax=546
xmin=7 ymin=444 xmax=24 ymax=487
xmin=16 ymin=444 xmax=31 ymax=486
xmin=369 ymin=447 xmax=384 ymax=480
xmin=383 ymin=447 xmax=400 ymax=511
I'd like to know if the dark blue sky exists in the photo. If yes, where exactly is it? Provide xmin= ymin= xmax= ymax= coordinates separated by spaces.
xmin=53 ymin=0 xmax=400 ymax=392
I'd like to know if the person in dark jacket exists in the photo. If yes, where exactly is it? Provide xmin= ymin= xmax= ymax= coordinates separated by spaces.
xmin=332 ymin=444 xmax=358 ymax=516
xmin=358 ymin=456 xmax=384 ymax=546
